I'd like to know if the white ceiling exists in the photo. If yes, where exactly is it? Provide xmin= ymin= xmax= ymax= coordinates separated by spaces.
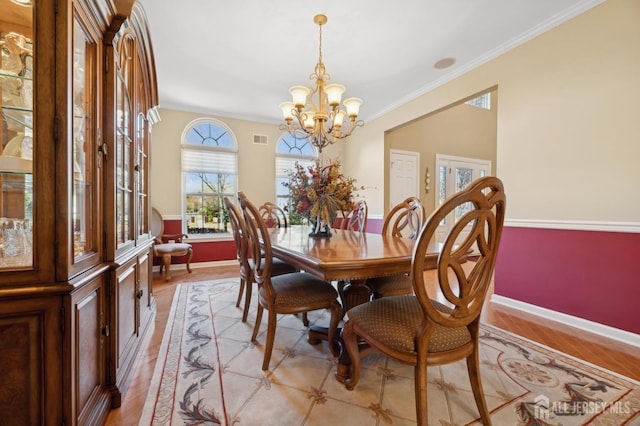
xmin=139 ymin=0 xmax=601 ymax=125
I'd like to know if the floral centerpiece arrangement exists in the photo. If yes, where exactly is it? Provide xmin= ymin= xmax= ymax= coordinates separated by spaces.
xmin=283 ymin=159 xmax=360 ymax=237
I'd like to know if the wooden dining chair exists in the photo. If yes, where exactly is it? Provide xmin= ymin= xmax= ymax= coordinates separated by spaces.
xmin=259 ymin=201 xmax=288 ymax=228
xmin=340 ymin=199 xmax=368 ymax=232
xmin=238 ymin=191 xmax=342 ymax=370
xmin=151 ymin=207 xmax=193 ymax=281
xmin=258 ymin=200 xmax=310 ymax=325
xmin=342 ymin=176 xmax=506 ymax=426
xmin=366 ymin=196 xmax=426 ymax=298
xmin=224 ymin=197 xmax=296 ymax=322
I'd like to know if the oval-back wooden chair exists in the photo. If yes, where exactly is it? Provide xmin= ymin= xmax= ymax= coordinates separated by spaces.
xmin=238 ymin=191 xmax=342 ymax=370
xmin=340 ymin=200 xmax=368 ymax=232
xmin=259 ymin=201 xmax=288 ymax=228
xmin=366 ymin=196 xmax=426 ymax=298
xmin=342 ymin=176 xmax=506 ymax=426
xmin=224 ymin=197 xmax=296 ymax=322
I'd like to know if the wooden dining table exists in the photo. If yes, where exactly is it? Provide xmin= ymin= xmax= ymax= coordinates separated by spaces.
xmin=267 ymin=226 xmax=444 ymax=381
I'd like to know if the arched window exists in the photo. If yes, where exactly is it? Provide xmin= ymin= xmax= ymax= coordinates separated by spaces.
xmin=181 ymin=118 xmax=237 ymax=237
xmin=275 ymin=133 xmax=317 ymax=223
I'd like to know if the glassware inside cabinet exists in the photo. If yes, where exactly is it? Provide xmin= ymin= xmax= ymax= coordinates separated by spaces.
xmin=0 ymin=0 xmax=34 ymax=269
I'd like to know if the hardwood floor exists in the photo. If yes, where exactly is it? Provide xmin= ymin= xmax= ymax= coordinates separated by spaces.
xmin=105 ymin=265 xmax=640 ymax=425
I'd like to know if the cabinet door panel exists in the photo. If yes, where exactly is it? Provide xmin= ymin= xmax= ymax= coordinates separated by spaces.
xmin=138 ymin=251 xmax=153 ymax=327
xmin=117 ymin=262 xmax=138 ymax=363
xmin=0 ymin=314 xmax=42 ymax=425
xmin=0 ymin=296 xmax=61 ymax=424
xmin=73 ymin=276 xmax=106 ymax=422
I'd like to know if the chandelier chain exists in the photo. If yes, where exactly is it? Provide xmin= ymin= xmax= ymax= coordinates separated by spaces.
xmin=279 ymin=14 xmax=364 ymax=152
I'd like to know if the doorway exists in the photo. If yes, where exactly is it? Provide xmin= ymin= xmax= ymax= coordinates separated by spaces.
xmin=389 ymin=149 xmax=420 ymax=208
xmin=435 ymin=154 xmax=491 ymax=243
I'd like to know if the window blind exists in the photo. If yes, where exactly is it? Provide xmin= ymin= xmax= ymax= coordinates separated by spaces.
xmin=275 ymin=157 xmax=314 ymax=177
xmin=182 ymin=149 xmax=236 ymax=174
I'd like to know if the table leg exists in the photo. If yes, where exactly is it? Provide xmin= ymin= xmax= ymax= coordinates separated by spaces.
xmin=309 ymin=278 xmax=372 ymax=382
xmin=340 ymin=278 xmax=372 ymax=312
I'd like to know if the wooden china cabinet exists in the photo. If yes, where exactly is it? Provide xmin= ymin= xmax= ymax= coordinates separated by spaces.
xmin=0 ymin=0 xmax=158 ymax=424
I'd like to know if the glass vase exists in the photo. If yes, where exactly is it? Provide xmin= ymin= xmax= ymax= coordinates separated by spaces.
xmin=309 ymin=215 xmax=332 ymax=238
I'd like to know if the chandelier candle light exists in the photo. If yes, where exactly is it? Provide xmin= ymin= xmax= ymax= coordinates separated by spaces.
xmin=279 ymin=14 xmax=363 ymax=153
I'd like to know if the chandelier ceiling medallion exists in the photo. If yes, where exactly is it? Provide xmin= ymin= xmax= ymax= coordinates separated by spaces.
xmin=279 ymin=14 xmax=363 ymax=152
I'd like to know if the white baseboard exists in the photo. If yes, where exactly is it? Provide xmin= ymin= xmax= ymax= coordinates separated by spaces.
xmin=490 ymin=294 xmax=640 ymax=349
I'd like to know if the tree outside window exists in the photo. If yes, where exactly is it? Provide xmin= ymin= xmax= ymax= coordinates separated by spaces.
xmin=182 ymin=119 xmax=237 ymax=236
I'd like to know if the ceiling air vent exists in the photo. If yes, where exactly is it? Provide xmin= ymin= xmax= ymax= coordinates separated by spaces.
xmin=253 ymin=134 xmax=268 ymax=145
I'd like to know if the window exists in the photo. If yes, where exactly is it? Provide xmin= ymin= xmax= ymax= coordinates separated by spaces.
xmin=275 ymin=133 xmax=316 ymax=223
xmin=465 ymin=92 xmax=491 ymax=110
xmin=181 ymin=119 xmax=237 ymax=237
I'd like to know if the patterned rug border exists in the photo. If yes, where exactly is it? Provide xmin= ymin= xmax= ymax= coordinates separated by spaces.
xmin=139 ymin=278 xmax=640 ymax=425
xmin=479 ymin=318 xmax=640 ymax=388
xmin=140 ymin=279 xmax=189 ymax=425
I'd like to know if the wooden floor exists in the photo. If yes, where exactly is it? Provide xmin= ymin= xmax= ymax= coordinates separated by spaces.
xmin=105 ymin=265 xmax=640 ymax=425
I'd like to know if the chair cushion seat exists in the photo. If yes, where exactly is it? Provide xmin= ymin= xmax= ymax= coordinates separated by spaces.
xmin=249 ymin=257 xmax=298 ymax=277
xmin=346 ymin=295 xmax=471 ymax=353
xmin=367 ymin=274 xmax=412 ymax=294
xmin=154 ymin=242 xmax=191 ymax=255
xmin=263 ymin=272 xmax=339 ymax=309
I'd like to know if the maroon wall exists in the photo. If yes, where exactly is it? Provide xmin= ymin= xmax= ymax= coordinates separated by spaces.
xmin=494 ymin=226 xmax=640 ymax=334
xmin=159 ymin=218 xmax=639 ymax=335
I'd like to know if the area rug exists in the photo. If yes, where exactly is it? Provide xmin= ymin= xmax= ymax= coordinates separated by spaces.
xmin=139 ymin=279 xmax=640 ymax=425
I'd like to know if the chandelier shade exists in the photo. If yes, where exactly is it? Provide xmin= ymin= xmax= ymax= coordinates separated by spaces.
xmin=279 ymin=14 xmax=364 ymax=152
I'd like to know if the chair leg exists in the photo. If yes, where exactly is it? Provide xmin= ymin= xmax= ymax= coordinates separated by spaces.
xmin=414 ymin=358 xmax=428 ymax=426
xmin=467 ymin=346 xmax=492 ymax=425
xmin=236 ymin=277 xmax=245 ymax=308
xmin=342 ymin=321 xmax=361 ymax=390
xmin=162 ymin=254 xmax=171 ymax=281
xmin=262 ymin=310 xmax=278 ymax=370
xmin=242 ymin=279 xmax=253 ymax=322
xmin=185 ymin=247 xmax=193 ymax=274
xmin=302 ymin=312 xmax=309 ymax=326
xmin=251 ymin=304 xmax=263 ymax=342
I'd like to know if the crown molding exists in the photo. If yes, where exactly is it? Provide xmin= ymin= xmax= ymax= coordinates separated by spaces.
xmin=369 ymin=0 xmax=606 ymax=122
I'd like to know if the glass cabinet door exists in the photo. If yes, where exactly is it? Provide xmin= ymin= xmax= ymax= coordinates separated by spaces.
xmin=0 ymin=0 xmax=34 ymax=270
xmin=73 ymin=17 xmax=90 ymax=259
xmin=115 ymin=35 xmax=134 ymax=249
xmin=136 ymin=111 xmax=149 ymax=239
xmin=70 ymin=10 xmax=100 ymax=272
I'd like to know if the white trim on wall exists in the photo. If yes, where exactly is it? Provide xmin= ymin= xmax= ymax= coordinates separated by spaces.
xmin=159 ymin=214 xmax=182 ymax=221
xmin=505 ymin=219 xmax=640 ymax=234
xmin=491 ymin=294 xmax=640 ymax=349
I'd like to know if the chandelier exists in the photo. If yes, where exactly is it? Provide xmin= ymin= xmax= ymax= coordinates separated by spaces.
xmin=279 ymin=14 xmax=363 ymax=152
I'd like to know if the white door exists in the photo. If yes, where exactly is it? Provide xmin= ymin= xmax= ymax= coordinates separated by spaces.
xmin=435 ymin=154 xmax=491 ymax=244
xmin=389 ymin=150 xmax=420 ymax=209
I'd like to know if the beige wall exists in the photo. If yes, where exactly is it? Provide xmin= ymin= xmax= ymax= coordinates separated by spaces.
xmin=152 ymin=0 xmax=640 ymax=225
xmin=150 ymin=109 xmax=343 ymax=215
xmin=386 ymin=90 xmax=497 ymax=214
xmin=344 ymin=0 xmax=640 ymax=223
